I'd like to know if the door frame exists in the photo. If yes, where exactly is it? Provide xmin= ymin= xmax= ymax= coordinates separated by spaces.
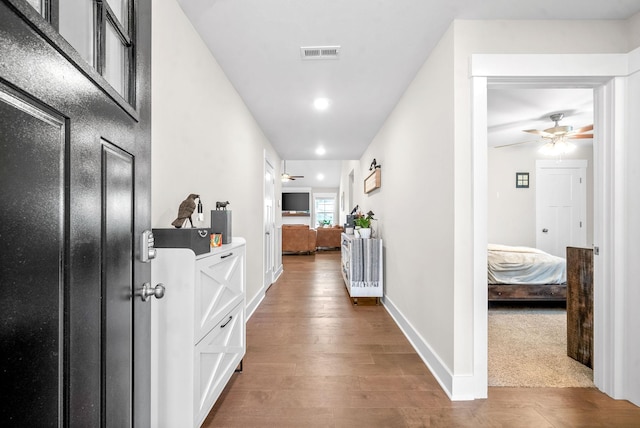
xmin=263 ymin=152 xmax=276 ymax=290
xmin=535 ymin=159 xmax=588 ymax=256
xmin=470 ymin=52 xmax=631 ymax=399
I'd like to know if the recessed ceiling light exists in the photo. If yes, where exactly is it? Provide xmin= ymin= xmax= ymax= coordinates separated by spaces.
xmin=317 ymin=173 xmax=325 ymax=181
xmin=313 ymin=98 xmax=330 ymax=110
xmin=315 ymin=146 xmax=326 ymax=156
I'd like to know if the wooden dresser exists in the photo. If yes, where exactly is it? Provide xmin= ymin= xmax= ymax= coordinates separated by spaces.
xmin=566 ymin=246 xmax=593 ymax=368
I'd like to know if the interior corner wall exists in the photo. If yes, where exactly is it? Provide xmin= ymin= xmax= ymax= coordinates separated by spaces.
xmin=355 ymin=25 xmax=457 ymax=385
xmin=628 ymin=12 xmax=640 ymax=50
xmin=151 ymin=0 xmax=278 ymax=308
xmin=623 ymin=48 xmax=640 ymax=406
xmin=487 ymin=144 xmax=594 ymax=247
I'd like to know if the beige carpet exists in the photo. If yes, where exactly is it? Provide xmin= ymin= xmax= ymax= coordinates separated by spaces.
xmin=488 ymin=308 xmax=594 ymax=387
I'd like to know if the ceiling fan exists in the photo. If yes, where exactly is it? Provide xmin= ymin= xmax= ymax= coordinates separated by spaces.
xmin=496 ymin=113 xmax=593 ymax=153
xmin=281 ymin=160 xmax=304 ymax=182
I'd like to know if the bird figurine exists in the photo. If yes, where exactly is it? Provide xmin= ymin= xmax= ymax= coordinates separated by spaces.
xmin=369 ymin=158 xmax=381 ymax=171
xmin=350 ymin=205 xmax=359 ymax=215
xmin=171 ymin=193 xmax=199 ymax=228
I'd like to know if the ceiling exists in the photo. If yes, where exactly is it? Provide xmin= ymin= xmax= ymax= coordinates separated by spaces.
xmin=176 ymin=0 xmax=639 ymax=161
xmin=281 ymin=160 xmax=343 ymax=189
xmin=487 ymin=88 xmax=594 ymax=149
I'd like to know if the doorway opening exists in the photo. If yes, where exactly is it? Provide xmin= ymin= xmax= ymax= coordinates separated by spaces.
xmin=486 ymin=87 xmax=595 ymax=387
xmin=470 ymin=55 xmax=627 ymax=399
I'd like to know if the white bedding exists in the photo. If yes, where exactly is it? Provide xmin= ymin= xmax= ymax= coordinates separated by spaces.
xmin=488 ymin=244 xmax=566 ymax=285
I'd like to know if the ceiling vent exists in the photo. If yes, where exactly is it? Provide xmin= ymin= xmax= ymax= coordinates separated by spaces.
xmin=300 ymin=46 xmax=341 ymax=60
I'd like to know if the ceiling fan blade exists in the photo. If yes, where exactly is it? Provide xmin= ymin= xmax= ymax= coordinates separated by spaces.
xmin=568 ymin=134 xmax=593 ymax=139
xmin=523 ymin=129 xmax=554 ymax=138
xmin=569 ymin=124 xmax=594 ymax=134
xmin=494 ymin=140 xmax=538 ymax=149
xmin=289 ymin=175 xmax=304 ymax=179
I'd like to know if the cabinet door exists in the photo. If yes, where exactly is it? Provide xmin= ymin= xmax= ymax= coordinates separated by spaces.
xmin=194 ymin=302 xmax=245 ymax=426
xmin=194 ymin=249 xmax=245 ymax=344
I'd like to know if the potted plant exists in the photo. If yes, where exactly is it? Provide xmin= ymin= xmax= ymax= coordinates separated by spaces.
xmin=354 ymin=211 xmax=375 ymax=238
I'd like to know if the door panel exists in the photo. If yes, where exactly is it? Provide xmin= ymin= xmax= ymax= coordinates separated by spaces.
xmin=0 ymin=83 xmax=66 ymax=426
xmin=102 ymin=143 xmax=134 ymax=427
xmin=0 ymin=0 xmax=151 ymax=425
xmin=536 ymin=162 xmax=587 ymax=257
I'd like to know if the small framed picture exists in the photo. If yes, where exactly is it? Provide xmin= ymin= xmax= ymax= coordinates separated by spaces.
xmin=516 ymin=172 xmax=529 ymax=188
xmin=364 ymin=169 xmax=381 ymax=193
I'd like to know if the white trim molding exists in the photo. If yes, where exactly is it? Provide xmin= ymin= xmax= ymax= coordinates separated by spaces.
xmin=245 ymin=286 xmax=265 ymax=321
xmin=383 ymin=297 xmax=475 ymax=401
xmin=470 ymin=52 xmax=635 ymax=402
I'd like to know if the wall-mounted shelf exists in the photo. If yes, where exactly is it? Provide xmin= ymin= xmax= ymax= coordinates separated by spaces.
xmin=283 ymin=212 xmax=310 ymax=217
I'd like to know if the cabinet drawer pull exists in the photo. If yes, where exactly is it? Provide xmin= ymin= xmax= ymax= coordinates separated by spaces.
xmin=220 ymin=316 xmax=233 ymax=328
xmin=221 ymin=252 xmax=233 ymax=259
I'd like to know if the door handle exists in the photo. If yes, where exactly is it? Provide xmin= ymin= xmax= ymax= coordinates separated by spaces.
xmin=542 ymin=228 xmax=549 ymax=233
xmin=137 ymin=282 xmax=165 ymax=302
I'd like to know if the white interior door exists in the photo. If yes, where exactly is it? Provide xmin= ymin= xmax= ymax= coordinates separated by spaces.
xmin=264 ymin=158 xmax=275 ymax=289
xmin=536 ymin=160 xmax=587 ymax=257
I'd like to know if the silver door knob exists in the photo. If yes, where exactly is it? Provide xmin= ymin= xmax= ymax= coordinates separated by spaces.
xmin=542 ymin=228 xmax=549 ymax=233
xmin=137 ymin=282 xmax=165 ymax=302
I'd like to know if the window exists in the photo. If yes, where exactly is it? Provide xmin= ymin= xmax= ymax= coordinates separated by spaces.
xmin=314 ymin=194 xmax=336 ymax=227
xmin=27 ymin=0 xmax=135 ymax=104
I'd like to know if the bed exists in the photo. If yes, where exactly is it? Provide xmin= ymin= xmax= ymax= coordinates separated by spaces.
xmin=488 ymin=244 xmax=567 ymax=301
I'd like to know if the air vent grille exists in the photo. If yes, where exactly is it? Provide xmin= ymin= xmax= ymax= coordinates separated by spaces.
xmin=300 ymin=46 xmax=340 ymax=60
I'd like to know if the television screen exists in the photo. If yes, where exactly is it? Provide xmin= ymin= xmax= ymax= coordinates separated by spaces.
xmin=282 ymin=192 xmax=309 ymax=212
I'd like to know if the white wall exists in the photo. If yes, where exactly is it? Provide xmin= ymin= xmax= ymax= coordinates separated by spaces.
xmin=628 ymin=12 xmax=640 ymax=49
xmin=352 ymin=17 xmax=632 ymax=399
xmin=623 ymin=46 xmax=640 ymax=405
xmin=349 ymin=26 xmax=458 ymax=382
xmin=151 ymin=0 xmax=280 ymax=309
xmin=487 ymin=144 xmax=594 ymax=247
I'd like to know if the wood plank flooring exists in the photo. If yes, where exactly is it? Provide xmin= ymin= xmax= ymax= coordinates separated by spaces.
xmin=203 ymin=251 xmax=640 ymax=427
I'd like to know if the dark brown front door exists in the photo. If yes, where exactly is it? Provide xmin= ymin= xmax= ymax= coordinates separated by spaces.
xmin=0 ymin=0 xmax=151 ymax=426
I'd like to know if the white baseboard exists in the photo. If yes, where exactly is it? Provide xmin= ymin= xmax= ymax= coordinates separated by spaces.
xmin=273 ymin=264 xmax=283 ymax=284
xmin=382 ymin=296 xmax=476 ymax=401
xmin=245 ymin=286 xmax=265 ymax=321
xmin=247 ymin=264 xmax=282 ymax=321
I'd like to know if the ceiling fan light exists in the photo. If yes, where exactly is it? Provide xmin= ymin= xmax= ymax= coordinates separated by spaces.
xmin=539 ymin=139 xmax=576 ymax=156
xmin=558 ymin=140 xmax=576 ymax=153
xmin=539 ymin=141 xmax=557 ymax=155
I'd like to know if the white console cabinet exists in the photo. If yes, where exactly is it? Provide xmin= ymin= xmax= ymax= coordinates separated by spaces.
xmin=151 ymin=238 xmax=246 ymax=428
xmin=341 ymin=233 xmax=383 ymax=303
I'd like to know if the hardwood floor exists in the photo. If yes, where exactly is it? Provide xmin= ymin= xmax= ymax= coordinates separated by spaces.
xmin=203 ymin=252 xmax=640 ymax=427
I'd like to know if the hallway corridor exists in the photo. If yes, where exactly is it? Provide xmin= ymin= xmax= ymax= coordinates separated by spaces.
xmin=203 ymin=252 xmax=640 ymax=427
